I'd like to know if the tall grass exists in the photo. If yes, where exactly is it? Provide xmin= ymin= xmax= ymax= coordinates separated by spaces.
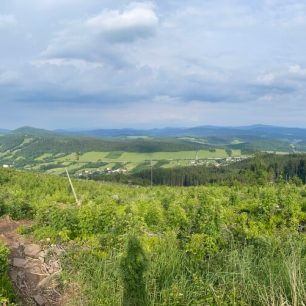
xmin=62 ymin=235 xmax=305 ymax=305
xmin=61 ymin=247 xmax=124 ymax=306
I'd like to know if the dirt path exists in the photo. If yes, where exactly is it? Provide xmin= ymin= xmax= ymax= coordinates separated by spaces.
xmin=0 ymin=216 xmax=63 ymax=306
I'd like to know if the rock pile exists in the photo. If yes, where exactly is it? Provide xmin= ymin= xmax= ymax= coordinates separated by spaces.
xmin=0 ymin=217 xmax=63 ymax=306
xmin=10 ymin=242 xmax=63 ymax=305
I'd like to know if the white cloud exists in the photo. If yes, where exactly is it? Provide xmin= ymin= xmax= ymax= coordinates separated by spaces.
xmin=264 ymin=0 xmax=306 ymax=27
xmin=32 ymin=58 xmax=104 ymax=70
xmin=289 ymin=65 xmax=306 ymax=76
xmin=259 ymin=95 xmax=274 ymax=102
xmin=2 ymin=0 xmax=306 ymax=128
xmin=0 ymin=14 xmax=17 ymax=28
xmin=256 ymin=73 xmax=275 ymax=85
xmin=86 ymin=7 xmax=158 ymax=42
xmin=38 ymin=0 xmax=79 ymax=8
xmin=43 ymin=5 xmax=158 ymax=59
xmin=0 ymin=70 xmax=20 ymax=84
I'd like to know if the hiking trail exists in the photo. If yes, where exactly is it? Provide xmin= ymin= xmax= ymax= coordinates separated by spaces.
xmin=0 ymin=216 xmax=63 ymax=306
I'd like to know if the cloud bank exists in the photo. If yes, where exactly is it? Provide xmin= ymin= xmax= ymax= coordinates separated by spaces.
xmin=1 ymin=0 xmax=306 ymax=128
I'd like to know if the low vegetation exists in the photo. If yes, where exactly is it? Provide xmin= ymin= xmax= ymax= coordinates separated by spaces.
xmin=0 ymin=242 xmax=15 ymax=304
xmin=0 ymin=166 xmax=305 ymax=305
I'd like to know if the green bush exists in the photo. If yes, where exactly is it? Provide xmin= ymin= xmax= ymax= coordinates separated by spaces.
xmin=0 ymin=243 xmax=16 ymax=304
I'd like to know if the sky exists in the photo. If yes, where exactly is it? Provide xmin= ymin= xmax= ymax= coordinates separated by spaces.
xmin=1 ymin=0 xmax=306 ymax=129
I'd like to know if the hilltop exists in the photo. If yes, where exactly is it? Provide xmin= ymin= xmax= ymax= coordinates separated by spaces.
xmin=54 ymin=124 xmax=306 ymax=141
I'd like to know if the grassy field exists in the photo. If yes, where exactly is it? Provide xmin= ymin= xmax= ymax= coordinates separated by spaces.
xmin=1 ymin=128 xmax=300 ymax=177
xmin=36 ymin=149 xmax=242 ymax=175
xmin=55 ymin=149 xmax=241 ymax=163
xmin=35 ymin=153 xmax=53 ymax=161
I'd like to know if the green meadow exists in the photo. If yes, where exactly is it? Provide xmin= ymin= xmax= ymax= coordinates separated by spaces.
xmin=56 ymin=149 xmax=240 ymax=162
xmin=32 ymin=149 xmax=242 ymax=175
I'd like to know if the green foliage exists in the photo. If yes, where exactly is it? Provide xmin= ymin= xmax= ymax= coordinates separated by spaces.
xmin=0 ymin=243 xmax=16 ymax=304
xmin=0 ymin=243 xmax=9 ymax=274
xmin=130 ymin=153 xmax=306 ymax=186
xmin=0 ymin=167 xmax=305 ymax=305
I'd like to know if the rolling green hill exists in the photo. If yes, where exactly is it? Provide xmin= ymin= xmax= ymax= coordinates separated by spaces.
xmin=0 ymin=127 xmax=240 ymax=174
xmin=1 ymin=126 xmax=306 ymax=176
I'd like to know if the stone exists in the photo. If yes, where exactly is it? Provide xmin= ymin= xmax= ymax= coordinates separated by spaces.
xmin=37 ymin=271 xmax=60 ymax=288
xmin=16 ymin=244 xmax=25 ymax=257
xmin=24 ymin=244 xmax=42 ymax=257
xmin=33 ymin=294 xmax=47 ymax=306
xmin=25 ymin=262 xmax=43 ymax=275
xmin=12 ymin=258 xmax=27 ymax=268
xmin=10 ymin=270 xmax=18 ymax=282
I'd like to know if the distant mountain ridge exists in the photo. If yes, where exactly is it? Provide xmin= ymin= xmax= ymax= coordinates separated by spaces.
xmin=0 ymin=129 xmax=10 ymax=134
xmin=55 ymin=125 xmax=306 ymax=141
xmin=2 ymin=125 xmax=306 ymax=141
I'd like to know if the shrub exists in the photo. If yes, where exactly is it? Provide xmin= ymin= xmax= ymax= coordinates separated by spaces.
xmin=0 ymin=243 xmax=15 ymax=304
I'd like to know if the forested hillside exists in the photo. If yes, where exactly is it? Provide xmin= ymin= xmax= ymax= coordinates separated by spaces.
xmin=0 ymin=168 xmax=305 ymax=305
xmin=85 ymin=153 xmax=306 ymax=187
xmin=0 ymin=127 xmax=205 ymax=158
xmin=0 ymin=128 xmax=217 ymax=173
xmin=2 ymin=127 xmax=306 ymax=177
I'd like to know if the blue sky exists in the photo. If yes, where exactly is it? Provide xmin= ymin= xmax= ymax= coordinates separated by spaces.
xmin=1 ymin=0 xmax=306 ymax=129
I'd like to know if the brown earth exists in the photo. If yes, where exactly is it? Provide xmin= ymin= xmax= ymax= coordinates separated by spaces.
xmin=0 ymin=216 xmax=63 ymax=306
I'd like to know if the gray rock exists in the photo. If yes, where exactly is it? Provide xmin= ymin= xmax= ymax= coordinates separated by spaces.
xmin=10 ymin=270 xmax=18 ymax=282
xmin=33 ymin=294 xmax=47 ymax=306
xmin=12 ymin=258 xmax=27 ymax=268
xmin=24 ymin=244 xmax=42 ymax=257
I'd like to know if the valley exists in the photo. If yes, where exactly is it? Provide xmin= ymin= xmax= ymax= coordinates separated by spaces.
xmin=1 ymin=125 xmax=305 ymax=178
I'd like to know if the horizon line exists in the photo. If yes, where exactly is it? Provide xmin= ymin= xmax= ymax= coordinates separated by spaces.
xmin=3 ymin=124 xmax=306 ymax=132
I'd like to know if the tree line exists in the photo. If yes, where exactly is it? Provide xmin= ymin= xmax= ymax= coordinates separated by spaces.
xmin=90 ymin=153 xmax=306 ymax=186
